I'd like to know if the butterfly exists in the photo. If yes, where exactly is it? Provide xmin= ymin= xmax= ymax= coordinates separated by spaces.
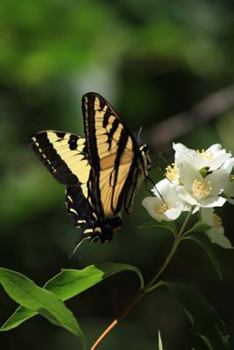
xmin=29 ymin=92 xmax=151 ymax=244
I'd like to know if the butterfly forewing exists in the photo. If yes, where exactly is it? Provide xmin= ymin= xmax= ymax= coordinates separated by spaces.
xmin=29 ymin=131 xmax=90 ymax=188
xmin=82 ymin=93 xmax=139 ymax=216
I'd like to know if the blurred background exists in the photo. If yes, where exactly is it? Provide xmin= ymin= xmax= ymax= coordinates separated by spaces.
xmin=0 ymin=0 xmax=234 ymax=349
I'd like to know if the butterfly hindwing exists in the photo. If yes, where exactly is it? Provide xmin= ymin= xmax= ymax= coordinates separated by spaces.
xmin=65 ymin=185 xmax=102 ymax=236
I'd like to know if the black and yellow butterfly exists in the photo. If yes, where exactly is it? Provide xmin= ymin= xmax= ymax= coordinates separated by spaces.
xmin=29 ymin=93 xmax=151 ymax=243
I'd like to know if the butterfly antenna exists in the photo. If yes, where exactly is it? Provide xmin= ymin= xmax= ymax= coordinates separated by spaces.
xmin=144 ymin=175 xmax=167 ymax=206
xmin=137 ymin=126 xmax=143 ymax=144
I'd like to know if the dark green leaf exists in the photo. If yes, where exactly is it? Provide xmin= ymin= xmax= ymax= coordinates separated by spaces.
xmin=1 ymin=263 xmax=143 ymax=331
xmin=164 ymin=282 xmax=229 ymax=350
xmin=0 ymin=268 xmax=86 ymax=348
xmin=182 ymin=233 xmax=222 ymax=280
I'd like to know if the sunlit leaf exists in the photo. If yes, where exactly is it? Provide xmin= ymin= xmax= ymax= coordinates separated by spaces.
xmin=1 ymin=263 xmax=143 ymax=331
xmin=0 ymin=268 xmax=86 ymax=348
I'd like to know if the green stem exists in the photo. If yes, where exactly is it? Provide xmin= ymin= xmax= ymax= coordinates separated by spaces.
xmin=144 ymin=235 xmax=180 ymax=292
xmin=144 ymin=208 xmax=193 ymax=293
xmin=144 ymin=280 xmax=164 ymax=294
xmin=178 ymin=207 xmax=193 ymax=238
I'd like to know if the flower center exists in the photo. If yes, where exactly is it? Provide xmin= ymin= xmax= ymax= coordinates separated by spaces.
xmin=165 ymin=163 xmax=178 ymax=183
xmin=155 ymin=203 xmax=168 ymax=215
xmin=196 ymin=149 xmax=213 ymax=160
xmin=192 ymin=179 xmax=212 ymax=199
xmin=213 ymin=213 xmax=222 ymax=229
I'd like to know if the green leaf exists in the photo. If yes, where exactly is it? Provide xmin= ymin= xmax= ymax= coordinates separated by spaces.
xmin=0 ymin=268 xmax=86 ymax=348
xmin=164 ymin=282 xmax=229 ymax=350
xmin=182 ymin=233 xmax=222 ymax=280
xmin=1 ymin=263 xmax=143 ymax=331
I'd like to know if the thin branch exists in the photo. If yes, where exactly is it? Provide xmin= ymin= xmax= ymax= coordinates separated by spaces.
xmin=90 ymin=236 xmax=179 ymax=349
xmin=146 ymin=84 xmax=234 ymax=148
xmin=90 ymin=209 xmax=194 ymax=349
xmin=91 ymin=320 xmax=118 ymax=350
xmin=91 ymin=291 xmax=143 ymax=350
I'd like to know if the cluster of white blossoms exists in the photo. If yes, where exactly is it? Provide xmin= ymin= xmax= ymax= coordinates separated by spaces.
xmin=142 ymin=143 xmax=234 ymax=248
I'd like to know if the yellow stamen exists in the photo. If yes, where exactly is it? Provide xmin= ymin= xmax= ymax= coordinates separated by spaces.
xmin=212 ymin=213 xmax=222 ymax=229
xmin=165 ymin=163 xmax=178 ymax=183
xmin=192 ymin=179 xmax=212 ymax=200
xmin=230 ymin=175 xmax=234 ymax=182
xmin=196 ymin=149 xmax=213 ymax=160
xmin=155 ymin=203 xmax=168 ymax=215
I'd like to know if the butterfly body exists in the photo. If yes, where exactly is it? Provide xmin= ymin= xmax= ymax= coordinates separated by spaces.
xmin=29 ymin=93 xmax=151 ymax=243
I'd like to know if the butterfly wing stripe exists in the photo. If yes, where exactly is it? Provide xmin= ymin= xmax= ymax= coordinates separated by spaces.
xmin=46 ymin=132 xmax=90 ymax=185
xmin=103 ymin=109 xmax=112 ymax=128
xmin=82 ymin=93 xmax=136 ymax=162
xmin=109 ymin=129 xmax=129 ymax=212
xmin=65 ymin=186 xmax=96 ymax=227
xmin=82 ymin=92 xmax=141 ymax=217
xmin=29 ymin=131 xmax=90 ymax=188
xmin=82 ymin=94 xmax=104 ymax=217
xmin=124 ymin=165 xmax=141 ymax=214
xmin=82 ymin=93 xmax=100 ymax=167
xmin=99 ymin=133 xmax=134 ymax=215
xmin=65 ymin=186 xmax=105 ymax=240
xmin=106 ymin=119 xmax=120 ymax=149
xmin=30 ymin=132 xmax=77 ymax=185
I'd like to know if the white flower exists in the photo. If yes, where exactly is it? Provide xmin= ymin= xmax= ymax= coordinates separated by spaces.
xmin=166 ymin=143 xmax=234 ymax=209
xmin=142 ymin=179 xmax=185 ymax=222
xmin=223 ymin=158 xmax=234 ymax=204
xmin=173 ymin=143 xmax=232 ymax=172
xmin=200 ymin=208 xmax=232 ymax=249
xmin=175 ymin=160 xmax=228 ymax=208
xmin=224 ymin=176 xmax=234 ymax=204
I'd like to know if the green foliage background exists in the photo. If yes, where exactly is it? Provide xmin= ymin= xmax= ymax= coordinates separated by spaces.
xmin=0 ymin=1 xmax=234 ymax=349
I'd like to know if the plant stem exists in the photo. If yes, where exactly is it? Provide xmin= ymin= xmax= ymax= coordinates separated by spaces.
xmin=91 ymin=289 xmax=144 ymax=350
xmin=144 ymin=235 xmax=180 ymax=292
xmin=91 ymin=210 xmax=193 ymax=349
xmin=177 ymin=207 xmax=193 ymax=238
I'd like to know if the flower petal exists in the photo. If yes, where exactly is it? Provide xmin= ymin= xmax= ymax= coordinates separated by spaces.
xmin=165 ymin=207 xmax=183 ymax=221
xmin=207 ymin=169 xmax=229 ymax=197
xmin=142 ymin=197 xmax=165 ymax=222
xmin=200 ymin=208 xmax=213 ymax=226
xmin=206 ymin=229 xmax=232 ymax=249
xmin=224 ymin=179 xmax=234 ymax=204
